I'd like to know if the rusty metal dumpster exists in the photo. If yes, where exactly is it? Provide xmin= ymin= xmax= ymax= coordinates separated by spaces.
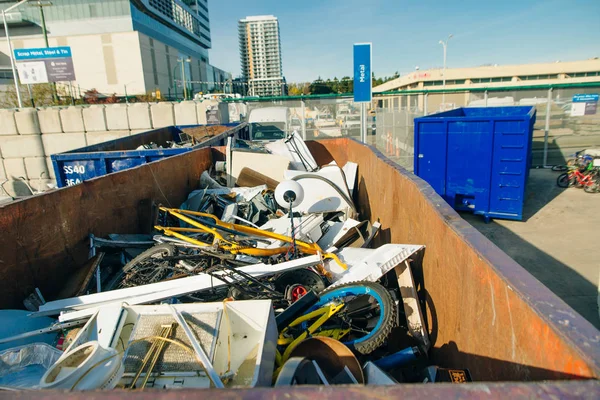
xmin=0 ymin=137 xmax=597 ymax=397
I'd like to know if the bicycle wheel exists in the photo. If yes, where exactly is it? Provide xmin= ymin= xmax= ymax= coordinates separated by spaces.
xmin=584 ymin=177 xmax=600 ymax=193
xmin=557 ymin=173 xmax=572 ymax=188
xmin=312 ymin=281 xmax=397 ymax=354
xmin=108 ymin=244 xmax=177 ymax=290
xmin=552 ymin=165 xmax=567 ymax=172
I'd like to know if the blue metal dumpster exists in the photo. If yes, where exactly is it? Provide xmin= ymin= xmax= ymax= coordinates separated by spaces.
xmin=414 ymin=106 xmax=536 ymax=221
xmin=51 ymin=123 xmax=247 ymax=187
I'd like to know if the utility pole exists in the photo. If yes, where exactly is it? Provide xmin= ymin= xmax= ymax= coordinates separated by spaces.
xmin=181 ymin=58 xmax=186 ymax=100
xmin=2 ymin=0 xmax=32 ymax=108
xmin=32 ymin=1 xmax=58 ymax=103
xmin=438 ymin=34 xmax=453 ymax=109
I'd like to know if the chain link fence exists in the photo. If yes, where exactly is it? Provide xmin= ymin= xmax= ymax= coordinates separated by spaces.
xmin=225 ymin=83 xmax=600 ymax=171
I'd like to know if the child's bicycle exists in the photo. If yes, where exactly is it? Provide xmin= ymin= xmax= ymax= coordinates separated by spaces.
xmin=275 ymin=281 xmax=397 ymax=370
xmin=557 ymin=164 xmax=600 ymax=193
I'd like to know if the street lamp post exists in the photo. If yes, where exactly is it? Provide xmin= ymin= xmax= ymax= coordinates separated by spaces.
xmin=30 ymin=0 xmax=57 ymax=103
xmin=438 ymin=34 xmax=453 ymax=108
xmin=173 ymin=57 xmax=191 ymax=100
xmin=2 ymin=0 xmax=31 ymax=108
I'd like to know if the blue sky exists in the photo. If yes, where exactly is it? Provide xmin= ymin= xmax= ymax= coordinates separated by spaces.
xmin=208 ymin=0 xmax=600 ymax=82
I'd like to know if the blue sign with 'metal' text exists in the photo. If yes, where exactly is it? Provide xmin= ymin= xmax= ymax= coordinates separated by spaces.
xmin=14 ymin=46 xmax=72 ymax=61
xmin=353 ymin=43 xmax=372 ymax=103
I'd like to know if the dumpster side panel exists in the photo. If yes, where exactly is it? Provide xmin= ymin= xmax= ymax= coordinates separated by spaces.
xmin=489 ymin=119 xmax=530 ymax=219
xmin=307 ymin=138 xmax=599 ymax=381
xmin=0 ymin=148 xmax=214 ymax=308
xmin=51 ymin=124 xmax=243 ymax=188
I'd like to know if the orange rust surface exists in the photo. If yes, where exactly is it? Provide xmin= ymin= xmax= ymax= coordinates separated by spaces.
xmin=307 ymin=138 xmax=600 ymax=381
xmin=0 ymin=148 xmax=213 ymax=308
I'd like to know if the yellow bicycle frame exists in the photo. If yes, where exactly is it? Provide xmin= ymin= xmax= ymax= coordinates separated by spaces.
xmin=275 ymin=302 xmax=350 ymax=367
xmin=155 ymin=207 xmax=347 ymax=271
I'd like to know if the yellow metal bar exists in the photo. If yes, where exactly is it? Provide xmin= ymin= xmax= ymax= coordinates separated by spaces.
xmin=158 ymin=207 xmax=347 ymax=271
xmin=278 ymin=303 xmax=345 ymax=364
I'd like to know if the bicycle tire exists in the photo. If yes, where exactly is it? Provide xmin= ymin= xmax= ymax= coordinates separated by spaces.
xmin=551 ymin=165 xmax=567 ymax=172
xmin=107 ymin=244 xmax=177 ymax=290
xmin=313 ymin=281 xmax=397 ymax=355
xmin=584 ymin=177 xmax=600 ymax=194
xmin=556 ymin=173 xmax=571 ymax=188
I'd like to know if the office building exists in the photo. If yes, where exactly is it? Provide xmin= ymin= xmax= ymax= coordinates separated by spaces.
xmin=238 ymin=15 xmax=284 ymax=97
xmin=0 ymin=0 xmax=231 ymax=99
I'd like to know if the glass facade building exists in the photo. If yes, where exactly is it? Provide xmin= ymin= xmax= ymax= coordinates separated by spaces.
xmin=0 ymin=0 xmax=229 ymax=97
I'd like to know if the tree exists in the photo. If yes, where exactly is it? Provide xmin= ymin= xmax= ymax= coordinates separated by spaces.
xmin=308 ymin=78 xmax=333 ymax=95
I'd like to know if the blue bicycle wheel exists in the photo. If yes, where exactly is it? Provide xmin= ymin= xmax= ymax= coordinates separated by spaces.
xmin=311 ymin=281 xmax=397 ymax=354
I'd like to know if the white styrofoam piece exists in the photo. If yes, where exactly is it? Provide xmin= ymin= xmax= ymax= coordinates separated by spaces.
xmin=51 ymin=255 xmax=322 ymax=321
xmin=317 ymin=218 xmax=361 ymax=250
xmin=263 ymin=133 xmax=318 ymax=171
xmin=231 ymin=150 xmax=290 ymax=183
xmin=325 ymin=244 xmax=424 ymax=285
xmin=259 ymin=214 xmax=324 ymax=248
xmin=284 ymin=165 xmax=354 ymax=214
xmin=342 ymin=162 xmax=358 ymax=197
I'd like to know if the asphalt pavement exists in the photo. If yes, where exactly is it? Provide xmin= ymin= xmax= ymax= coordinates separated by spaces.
xmin=462 ymin=168 xmax=600 ymax=329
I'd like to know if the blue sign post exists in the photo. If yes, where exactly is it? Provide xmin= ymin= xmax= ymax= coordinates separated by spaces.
xmin=353 ymin=43 xmax=372 ymax=103
xmin=353 ymin=43 xmax=372 ymax=143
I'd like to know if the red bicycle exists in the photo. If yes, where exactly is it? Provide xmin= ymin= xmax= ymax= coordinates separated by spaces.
xmin=557 ymin=165 xmax=599 ymax=193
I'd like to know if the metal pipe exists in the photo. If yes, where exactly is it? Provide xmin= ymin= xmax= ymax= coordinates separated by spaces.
xmin=439 ymin=34 xmax=453 ymax=108
xmin=3 ymin=9 xmax=23 ymax=108
xmin=169 ymin=305 xmax=224 ymax=388
xmin=543 ymin=87 xmax=553 ymax=168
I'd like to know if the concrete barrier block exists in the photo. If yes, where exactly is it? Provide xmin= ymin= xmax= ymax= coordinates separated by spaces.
xmin=45 ymin=157 xmax=56 ymax=179
xmin=0 ymin=135 xmax=45 ymax=158
xmin=60 ymin=106 xmax=85 ymax=133
xmin=24 ymin=157 xmax=49 ymax=180
xmin=174 ymin=101 xmax=198 ymax=126
xmin=38 ymin=107 xmax=63 ymax=134
xmin=150 ymin=102 xmax=175 ymax=128
xmin=105 ymin=104 xmax=130 ymax=131
xmin=41 ymin=133 xmax=87 ymax=156
xmin=82 ymin=105 xmax=107 ymax=132
xmin=85 ymin=130 xmax=129 ymax=146
xmin=0 ymin=109 xmax=18 ymax=135
xmin=128 ymin=103 xmax=152 ymax=130
xmin=1 ymin=179 xmax=34 ymax=197
xmin=3 ymin=158 xmax=26 ymax=179
xmin=196 ymin=101 xmax=208 ymax=125
xmin=14 ymin=108 xmax=41 ymax=135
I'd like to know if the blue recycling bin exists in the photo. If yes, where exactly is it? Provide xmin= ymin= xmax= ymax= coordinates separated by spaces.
xmin=414 ymin=106 xmax=536 ymax=221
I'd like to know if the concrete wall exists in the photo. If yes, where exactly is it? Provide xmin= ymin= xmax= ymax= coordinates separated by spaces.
xmin=0 ymin=101 xmax=230 ymax=198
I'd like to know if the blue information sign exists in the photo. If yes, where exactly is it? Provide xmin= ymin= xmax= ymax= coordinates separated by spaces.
xmin=14 ymin=46 xmax=72 ymax=61
xmin=353 ymin=43 xmax=372 ymax=103
xmin=572 ymin=94 xmax=599 ymax=103
xmin=13 ymin=46 xmax=75 ymax=83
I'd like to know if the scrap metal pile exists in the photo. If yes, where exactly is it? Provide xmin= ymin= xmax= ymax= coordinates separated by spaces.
xmin=0 ymin=132 xmax=472 ymax=390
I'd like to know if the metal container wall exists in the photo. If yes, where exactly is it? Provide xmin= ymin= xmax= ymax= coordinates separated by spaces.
xmin=414 ymin=106 xmax=536 ymax=221
xmin=0 ymin=138 xmax=597 ymax=398
xmin=51 ymin=123 xmax=247 ymax=188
